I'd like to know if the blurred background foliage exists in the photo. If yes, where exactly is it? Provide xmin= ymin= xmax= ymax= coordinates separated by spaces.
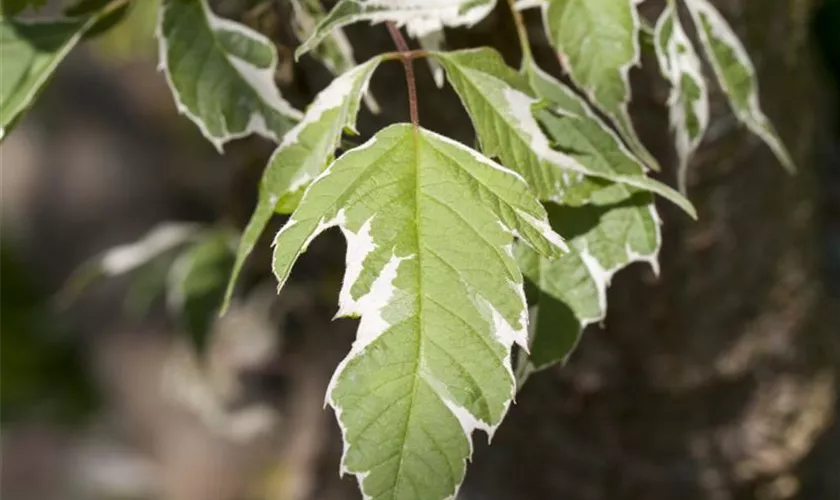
xmin=0 ymin=1 xmax=839 ymax=499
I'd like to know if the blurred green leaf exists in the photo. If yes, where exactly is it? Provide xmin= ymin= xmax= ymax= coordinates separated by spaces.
xmin=0 ymin=243 xmax=98 ymax=424
xmin=0 ymin=16 xmax=90 ymax=141
xmin=0 ymin=0 xmax=130 ymax=141
xmin=88 ymin=0 xmax=159 ymax=62
xmin=1 ymin=0 xmax=47 ymax=16
xmin=168 ymin=231 xmax=236 ymax=355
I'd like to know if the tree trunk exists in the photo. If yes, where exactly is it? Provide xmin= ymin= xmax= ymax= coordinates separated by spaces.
xmin=12 ymin=1 xmax=832 ymax=498
xmin=457 ymin=1 xmax=840 ymax=499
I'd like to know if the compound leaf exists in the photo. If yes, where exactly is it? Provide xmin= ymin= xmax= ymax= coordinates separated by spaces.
xmin=655 ymin=2 xmax=709 ymax=193
xmin=272 ymin=123 xmax=565 ymax=500
xmin=223 ymin=57 xmax=383 ymax=312
xmin=157 ymin=0 xmax=302 ymax=150
xmin=541 ymin=0 xmax=659 ymax=170
xmin=296 ymin=0 xmax=496 ymax=59
xmin=685 ymin=0 xmax=794 ymax=172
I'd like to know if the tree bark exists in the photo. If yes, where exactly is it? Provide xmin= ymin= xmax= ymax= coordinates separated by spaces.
xmin=456 ymin=1 xmax=839 ymax=499
xmin=224 ymin=0 xmax=839 ymax=498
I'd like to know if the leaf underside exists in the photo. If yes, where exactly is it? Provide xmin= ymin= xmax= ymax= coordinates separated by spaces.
xmin=272 ymin=123 xmax=565 ymax=500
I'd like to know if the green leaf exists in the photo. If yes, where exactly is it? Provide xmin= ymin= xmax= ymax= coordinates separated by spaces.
xmin=59 ymin=222 xmax=200 ymax=305
xmin=1 ymin=244 xmax=99 ymax=424
xmin=295 ymin=0 xmax=496 ymax=59
xmin=290 ymin=0 xmax=356 ymax=75
xmin=0 ymin=17 xmax=90 ymax=140
xmin=157 ymin=0 xmax=302 ymax=150
xmin=541 ymin=0 xmax=660 ymax=170
xmin=685 ymin=0 xmax=794 ymax=172
xmin=66 ymin=0 xmax=132 ymax=40
xmin=517 ymin=61 xmax=666 ymax=376
xmin=272 ymin=123 xmax=565 ymax=500
xmin=87 ymin=0 xmax=160 ymax=63
xmin=517 ymin=186 xmax=660 ymax=374
xmin=1 ymin=0 xmax=46 ymax=16
xmin=434 ymin=48 xmax=696 ymax=218
xmin=168 ymin=231 xmax=235 ymax=354
xmin=654 ymin=2 xmax=709 ymax=193
xmin=222 ymin=57 xmax=384 ymax=313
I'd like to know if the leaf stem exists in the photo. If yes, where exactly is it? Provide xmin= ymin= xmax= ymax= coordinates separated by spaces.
xmin=382 ymin=49 xmax=429 ymax=61
xmin=386 ymin=22 xmax=419 ymax=127
xmin=506 ymin=0 xmax=534 ymax=67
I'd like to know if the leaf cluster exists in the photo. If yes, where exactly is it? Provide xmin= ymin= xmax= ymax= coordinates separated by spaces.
xmin=0 ymin=1 xmax=794 ymax=498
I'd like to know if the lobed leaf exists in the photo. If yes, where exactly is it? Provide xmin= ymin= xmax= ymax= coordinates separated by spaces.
xmin=222 ymin=57 xmax=383 ymax=313
xmin=684 ymin=0 xmax=794 ymax=172
xmin=156 ymin=0 xmax=302 ymax=150
xmin=654 ymin=2 xmax=710 ymax=193
xmin=272 ymin=123 xmax=565 ymax=500
xmin=541 ymin=0 xmax=659 ymax=170
xmin=295 ymin=0 xmax=496 ymax=59
xmin=434 ymin=48 xmax=696 ymax=218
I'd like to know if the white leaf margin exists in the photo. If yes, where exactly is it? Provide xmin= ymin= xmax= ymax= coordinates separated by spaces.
xmin=654 ymin=2 xmax=710 ymax=193
xmin=271 ymin=126 xmax=566 ymax=499
xmin=296 ymin=0 xmax=497 ymax=58
xmin=684 ymin=0 xmax=794 ymax=172
xmin=156 ymin=0 xmax=303 ymax=151
xmin=538 ymin=0 xmax=650 ymax=168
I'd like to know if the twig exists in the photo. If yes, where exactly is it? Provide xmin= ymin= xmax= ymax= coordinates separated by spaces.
xmin=386 ymin=22 xmax=419 ymax=127
xmin=506 ymin=0 xmax=534 ymax=67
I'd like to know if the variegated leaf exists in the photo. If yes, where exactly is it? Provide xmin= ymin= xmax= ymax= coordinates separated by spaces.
xmin=222 ymin=57 xmax=383 ymax=311
xmin=157 ymin=0 xmax=302 ymax=150
xmin=685 ymin=0 xmax=794 ymax=172
xmin=655 ymin=2 xmax=709 ymax=192
xmin=290 ymin=0 xmax=357 ymax=75
xmin=434 ymin=48 xmax=696 ymax=217
xmin=295 ymin=0 xmax=496 ymax=59
xmin=272 ymin=123 xmax=565 ymax=500
xmin=541 ymin=0 xmax=660 ymax=170
xmin=517 ymin=187 xmax=660 ymax=374
xmin=516 ymin=59 xmax=663 ymax=376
